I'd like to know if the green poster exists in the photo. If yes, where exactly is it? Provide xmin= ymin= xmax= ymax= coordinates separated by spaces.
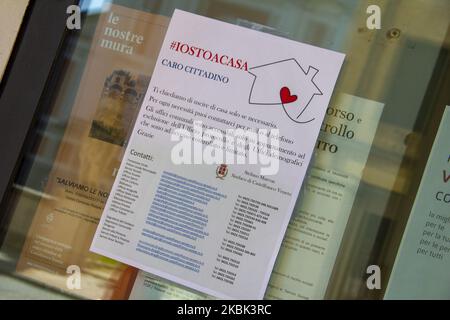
xmin=385 ymin=106 xmax=450 ymax=299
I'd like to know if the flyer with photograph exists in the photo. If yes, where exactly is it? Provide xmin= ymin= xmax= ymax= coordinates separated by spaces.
xmin=16 ymin=5 xmax=168 ymax=299
xmin=91 ymin=9 xmax=345 ymax=299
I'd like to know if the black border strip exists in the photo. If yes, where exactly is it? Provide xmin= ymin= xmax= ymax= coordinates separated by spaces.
xmin=0 ymin=0 xmax=80 ymax=244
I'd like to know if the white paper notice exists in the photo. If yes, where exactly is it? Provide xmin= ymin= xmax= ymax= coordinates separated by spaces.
xmin=91 ymin=9 xmax=344 ymax=299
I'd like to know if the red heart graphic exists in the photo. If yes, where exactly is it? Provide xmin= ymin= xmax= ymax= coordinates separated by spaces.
xmin=280 ymin=86 xmax=297 ymax=104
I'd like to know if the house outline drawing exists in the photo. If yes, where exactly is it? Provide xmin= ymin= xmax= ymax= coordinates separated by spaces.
xmin=247 ymin=58 xmax=323 ymax=123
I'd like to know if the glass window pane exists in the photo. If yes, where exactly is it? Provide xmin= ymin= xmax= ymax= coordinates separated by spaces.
xmin=0 ymin=0 xmax=449 ymax=299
